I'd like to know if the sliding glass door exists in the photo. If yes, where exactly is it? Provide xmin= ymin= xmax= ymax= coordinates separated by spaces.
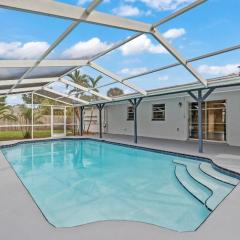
xmin=189 ymin=100 xmax=226 ymax=141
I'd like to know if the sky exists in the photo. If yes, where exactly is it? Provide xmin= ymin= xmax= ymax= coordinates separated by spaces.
xmin=0 ymin=0 xmax=240 ymax=105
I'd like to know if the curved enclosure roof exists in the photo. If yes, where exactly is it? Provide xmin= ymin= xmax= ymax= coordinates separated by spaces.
xmin=0 ymin=0 xmax=240 ymax=106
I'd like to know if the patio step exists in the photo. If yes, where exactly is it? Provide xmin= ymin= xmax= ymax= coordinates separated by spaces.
xmin=175 ymin=164 xmax=212 ymax=204
xmin=200 ymin=162 xmax=239 ymax=186
xmin=174 ymin=159 xmax=234 ymax=211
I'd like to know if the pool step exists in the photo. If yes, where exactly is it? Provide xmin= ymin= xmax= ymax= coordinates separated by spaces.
xmin=174 ymin=159 xmax=234 ymax=211
xmin=175 ymin=164 xmax=211 ymax=204
xmin=200 ymin=162 xmax=239 ymax=186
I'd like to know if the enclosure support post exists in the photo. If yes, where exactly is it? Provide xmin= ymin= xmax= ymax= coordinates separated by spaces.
xmin=188 ymin=88 xmax=215 ymax=153
xmin=73 ymin=107 xmax=76 ymax=136
xmin=64 ymin=107 xmax=67 ymax=136
xmin=129 ymin=98 xmax=143 ymax=144
xmin=51 ymin=106 xmax=53 ymax=137
xmin=80 ymin=106 xmax=84 ymax=136
xmin=197 ymin=90 xmax=203 ymax=153
xmin=31 ymin=92 xmax=34 ymax=139
xmin=96 ymin=104 xmax=105 ymax=139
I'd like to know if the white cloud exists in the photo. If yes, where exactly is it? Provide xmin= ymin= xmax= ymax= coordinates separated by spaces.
xmin=198 ymin=64 xmax=240 ymax=76
xmin=120 ymin=34 xmax=167 ymax=56
xmin=62 ymin=37 xmax=112 ymax=59
xmin=6 ymin=95 xmax=24 ymax=105
xmin=138 ymin=0 xmax=194 ymax=11
xmin=120 ymin=67 xmax=148 ymax=76
xmin=112 ymin=5 xmax=141 ymax=17
xmin=61 ymin=27 xmax=186 ymax=59
xmin=78 ymin=0 xmax=110 ymax=5
xmin=0 ymin=41 xmax=49 ymax=59
xmin=77 ymin=0 xmax=90 ymax=4
xmin=163 ymin=28 xmax=186 ymax=39
xmin=120 ymin=28 xmax=185 ymax=56
xmin=158 ymin=75 xmax=169 ymax=81
xmin=145 ymin=10 xmax=152 ymax=16
xmin=123 ymin=88 xmax=132 ymax=94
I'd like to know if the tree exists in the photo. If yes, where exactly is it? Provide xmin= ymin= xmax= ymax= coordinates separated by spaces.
xmin=85 ymin=75 xmax=102 ymax=133
xmin=22 ymin=93 xmax=48 ymax=105
xmin=0 ymin=97 xmax=17 ymax=121
xmin=66 ymin=70 xmax=103 ymax=134
xmin=66 ymin=70 xmax=92 ymax=134
xmin=18 ymin=105 xmax=42 ymax=139
xmin=67 ymin=70 xmax=89 ymax=97
xmin=22 ymin=93 xmax=64 ymax=115
xmin=107 ymin=87 xmax=124 ymax=97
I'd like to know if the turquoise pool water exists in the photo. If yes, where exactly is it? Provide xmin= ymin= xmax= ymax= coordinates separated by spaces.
xmin=1 ymin=139 xmax=211 ymax=231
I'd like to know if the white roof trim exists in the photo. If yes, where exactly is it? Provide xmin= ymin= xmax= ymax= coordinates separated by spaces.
xmin=0 ymin=0 xmax=151 ymax=32
xmin=0 ymin=86 xmax=41 ymax=94
xmin=59 ymin=78 xmax=112 ymax=101
xmin=89 ymin=62 xmax=147 ymax=95
xmin=5 ymin=0 xmax=101 ymax=96
xmin=0 ymin=60 xmax=88 ymax=68
xmin=34 ymin=92 xmax=72 ymax=106
xmin=43 ymin=87 xmax=89 ymax=105
xmin=152 ymin=29 xmax=207 ymax=86
xmin=0 ymin=77 xmax=58 ymax=87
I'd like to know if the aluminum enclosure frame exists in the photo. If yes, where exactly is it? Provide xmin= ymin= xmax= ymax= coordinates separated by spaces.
xmin=0 ymin=0 xmax=210 ymax=104
xmin=0 ymin=0 xmax=239 ymax=111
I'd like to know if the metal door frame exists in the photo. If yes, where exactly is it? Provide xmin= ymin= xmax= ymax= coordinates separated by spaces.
xmin=51 ymin=106 xmax=66 ymax=137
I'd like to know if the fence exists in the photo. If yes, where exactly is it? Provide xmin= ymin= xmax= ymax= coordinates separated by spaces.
xmin=0 ymin=101 xmax=100 ymax=141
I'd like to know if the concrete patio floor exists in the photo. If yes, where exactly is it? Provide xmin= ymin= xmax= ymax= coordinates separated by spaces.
xmin=101 ymin=134 xmax=240 ymax=174
xmin=0 ymin=134 xmax=240 ymax=240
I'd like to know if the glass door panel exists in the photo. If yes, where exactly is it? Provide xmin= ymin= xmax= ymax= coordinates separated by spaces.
xmin=189 ymin=100 xmax=226 ymax=141
xmin=206 ymin=101 xmax=226 ymax=141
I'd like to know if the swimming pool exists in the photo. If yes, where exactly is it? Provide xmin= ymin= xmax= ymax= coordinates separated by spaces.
xmin=1 ymin=139 xmax=238 ymax=232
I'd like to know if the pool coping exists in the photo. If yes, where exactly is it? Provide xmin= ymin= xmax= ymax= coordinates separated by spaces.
xmin=0 ymin=136 xmax=240 ymax=240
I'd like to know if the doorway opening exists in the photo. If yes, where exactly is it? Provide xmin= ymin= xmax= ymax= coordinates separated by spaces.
xmin=189 ymin=100 xmax=226 ymax=141
xmin=51 ymin=106 xmax=66 ymax=138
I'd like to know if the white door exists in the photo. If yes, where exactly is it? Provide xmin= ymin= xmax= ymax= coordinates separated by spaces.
xmin=51 ymin=106 xmax=66 ymax=138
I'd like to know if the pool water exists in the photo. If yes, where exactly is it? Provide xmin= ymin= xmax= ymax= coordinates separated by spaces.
xmin=1 ymin=139 xmax=212 ymax=231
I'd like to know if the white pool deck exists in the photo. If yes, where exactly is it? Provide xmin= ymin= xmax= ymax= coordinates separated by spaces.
xmin=0 ymin=134 xmax=240 ymax=240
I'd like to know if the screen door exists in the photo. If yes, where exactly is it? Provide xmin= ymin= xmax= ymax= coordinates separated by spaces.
xmin=51 ymin=107 xmax=66 ymax=137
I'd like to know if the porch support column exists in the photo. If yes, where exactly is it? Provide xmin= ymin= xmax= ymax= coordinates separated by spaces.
xmin=197 ymin=90 xmax=203 ymax=153
xmin=51 ymin=106 xmax=53 ymax=137
xmin=129 ymin=97 xmax=143 ymax=144
xmin=31 ymin=92 xmax=34 ymax=139
xmin=96 ymin=103 xmax=105 ymax=139
xmin=188 ymin=88 xmax=215 ymax=153
xmin=80 ymin=106 xmax=84 ymax=136
xmin=64 ymin=107 xmax=67 ymax=136
xmin=73 ymin=107 xmax=76 ymax=135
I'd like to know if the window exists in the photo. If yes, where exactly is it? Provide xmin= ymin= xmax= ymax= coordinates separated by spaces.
xmin=127 ymin=106 xmax=134 ymax=120
xmin=152 ymin=104 xmax=165 ymax=121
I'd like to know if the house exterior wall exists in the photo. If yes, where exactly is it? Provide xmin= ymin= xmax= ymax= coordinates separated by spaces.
xmin=104 ymin=88 xmax=240 ymax=147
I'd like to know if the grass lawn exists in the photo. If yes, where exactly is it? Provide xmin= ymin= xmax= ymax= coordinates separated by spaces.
xmin=0 ymin=130 xmax=74 ymax=141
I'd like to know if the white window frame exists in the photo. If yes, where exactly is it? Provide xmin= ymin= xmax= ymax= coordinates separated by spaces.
xmin=152 ymin=104 xmax=165 ymax=121
xmin=127 ymin=106 xmax=134 ymax=121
